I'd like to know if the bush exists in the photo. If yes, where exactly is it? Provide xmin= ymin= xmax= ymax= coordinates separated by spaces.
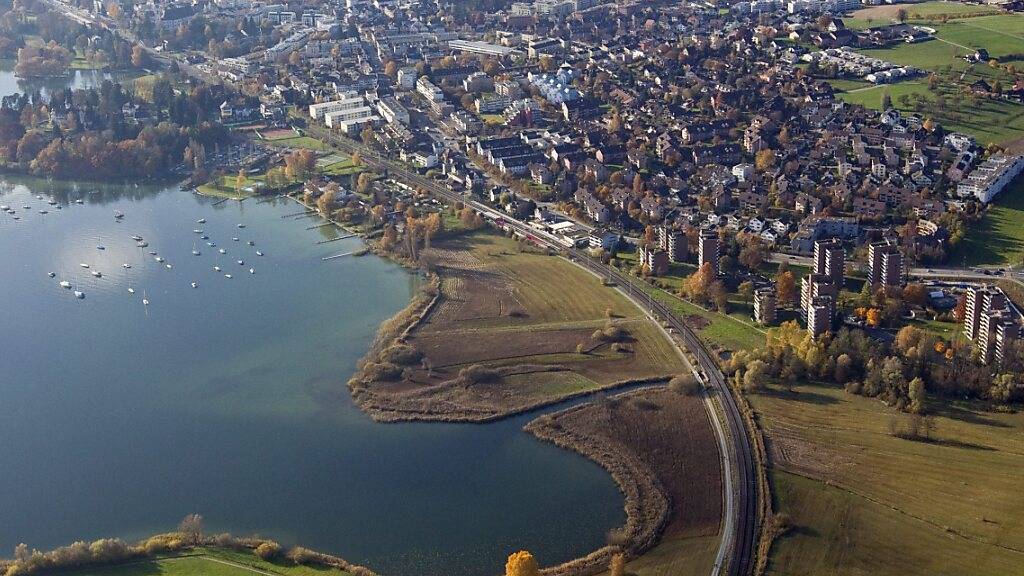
xmin=459 ymin=364 xmax=500 ymax=384
xmin=287 ymin=546 xmax=319 ymax=565
xmin=380 ymin=344 xmax=423 ymax=365
xmin=254 ymin=541 xmax=282 ymax=561
xmin=363 ymin=362 xmax=403 ymax=381
xmin=669 ymin=374 xmax=700 ymax=396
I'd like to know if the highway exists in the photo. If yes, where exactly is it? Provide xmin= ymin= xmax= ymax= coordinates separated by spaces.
xmin=308 ymin=126 xmax=759 ymax=576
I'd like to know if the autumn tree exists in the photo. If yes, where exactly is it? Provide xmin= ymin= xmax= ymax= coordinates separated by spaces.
xmin=178 ymin=514 xmax=203 ymax=546
xmin=683 ymin=262 xmax=716 ymax=304
xmin=505 ymin=550 xmax=539 ymax=576
xmin=743 ymin=359 xmax=768 ymax=391
xmin=316 ymin=190 xmax=335 ymax=215
xmin=356 ymin=171 xmax=374 ymax=194
xmin=131 ymin=45 xmax=147 ymax=68
xmin=610 ymin=553 xmax=625 ymax=576
xmin=776 ymin=270 xmax=796 ymax=306
xmin=755 ymin=148 xmax=776 ymax=172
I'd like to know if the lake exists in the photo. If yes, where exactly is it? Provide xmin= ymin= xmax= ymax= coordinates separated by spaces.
xmin=0 ymin=177 xmax=625 ymax=576
xmin=0 ymin=60 xmax=141 ymax=100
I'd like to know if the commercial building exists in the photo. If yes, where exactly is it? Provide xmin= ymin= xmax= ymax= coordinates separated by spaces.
xmin=867 ymin=239 xmax=903 ymax=288
xmin=448 ymin=40 xmax=516 ymax=57
xmin=698 ymin=229 xmax=719 ymax=274
xmin=754 ymin=287 xmax=777 ymax=326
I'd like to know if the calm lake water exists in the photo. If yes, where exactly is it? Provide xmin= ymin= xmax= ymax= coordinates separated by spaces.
xmin=0 ymin=177 xmax=625 ymax=575
xmin=0 ymin=60 xmax=141 ymax=100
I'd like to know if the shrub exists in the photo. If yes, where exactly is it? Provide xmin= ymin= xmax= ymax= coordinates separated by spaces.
xmin=669 ymin=374 xmax=700 ymax=396
xmin=381 ymin=344 xmax=422 ymax=365
xmin=287 ymin=546 xmax=319 ymax=565
xmin=254 ymin=541 xmax=282 ymax=561
xmin=459 ymin=364 xmax=500 ymax=384
xmin=363 ymin=362 xmax=403 ymax=381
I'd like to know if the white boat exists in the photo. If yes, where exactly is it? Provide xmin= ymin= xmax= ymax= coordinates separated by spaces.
xmin=207 ymin=242 xmax=215 ymax=247
xmin=249 ymin=268 xmax=255 ymax=274
xmin=122 ymin=263 xmax=131 ymax=269
xmin=114 ymin=211 xmax=124 ymax=219
xmin=55 ymin=205 xmax=62 ymax=210
xmin=48 ymin=272 xmax=56 ymax=278
xmin=75 ymin=199 xmax=83 ymax=204
xmin=224 ymin=274 xmax=233 ymax=279
xmin=165 ymin=264 xmax=173 ymax=269
xmin=128 ymin=287 xmax=135 ymax=294
xmin=131 ymin=235 xmax=143 ymax=241
xmin=38 ymin=209 xmax=48 ymax=214
xmin=137 ymin=241 xmax=148 ymax=248
xmin=194 ymin=229 xmax=203 ymax=234
xmin=237 ymin=260 xmax=244 ymax=265
xmin=192 ymin=249 xmax=201 ymax=256
xmin=96 ymin=245 xmax=105 ymax=250
xmin=201 ymin=235 xmax=209 ymax=240
xmin=197 ymin=218 xmax=206 ymax=224
xmin=74 ymin=291 xmax=85 ymax=299
xmin=80 ymin=263 xmax=90 ymax=268
xmin=148 ymin=251 xmax=157 ymax=256
xmin=142 ymin=292 xmax=149 ymax=306
xmin=11 ymin=216 xmax=18 ymax=220
xmin=256 ymin=251 xmax=264 ymax=256
xmin=155 ymin=256 xmax=164 ymax=263
xmin=48 ymin=200 xmax=57 ymax=206
xmin=219 ymin=249 xmax=226 ymax=254
xmin=191 ymin=282 xmax=198 ymax=288
xmin=213 ymin=266 xmax=221 ymax=272
xmin=22 ymin=205 xmax=30 ymax=209
xmin=232 ymin=237 xmax=239 ymax=241
xmin=59 ymin=280 xmax=71 ymax=289
xmin=247 ymin=241 xmax=254 ymax=246
xmin=237 ymin=224 xmax=245 ymax=228
xmin=0 ymin=205 xmax=8 ymax=210
xmin=91 ymin=271 xmax=102 ymax=278
xmin=35 ymin=195 xmax=42 ymax=200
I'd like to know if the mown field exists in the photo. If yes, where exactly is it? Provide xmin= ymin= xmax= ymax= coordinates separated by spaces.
xmin=62 ymin=548 xmax=351 ymax=576
xmin=749 ymin=382 xmax=1024 ymax=576
xmin=952 ymin=178 xmax=1024 ymax=266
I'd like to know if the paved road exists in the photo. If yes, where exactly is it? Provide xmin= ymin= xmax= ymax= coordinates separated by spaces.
xmin=308 ymin=126 xmax=759 ymax=576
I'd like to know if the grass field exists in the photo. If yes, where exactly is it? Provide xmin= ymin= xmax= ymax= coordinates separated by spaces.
xmin=352 ymin=232 xmax=686 ymax=420
xmin=749 ymin=382 xmax=1024 ymax=575
xmin=196 ymin=174 xmax=264 ymax=199
xmin=263 ymin=135 xmax=329 ymax=151
xmin=63 ymin=548 xmax=351 ymax=576
xmin=850 ymin=1 xmax=1003 ymax=23
xmin=952 ymin=178 xmax=1024 ymax=266
xmin=837 ymin=12 xmax=1024 ymax=144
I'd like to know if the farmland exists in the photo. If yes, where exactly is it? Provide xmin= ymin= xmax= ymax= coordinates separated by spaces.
xmin=349 ymin=231 xmax=686 ymax=421
xmin=528 ymin=387 xmax=723 ymax=576
xmin=831 ymin=11 xmax=1024 ymax=145
xmin=748 ymin=382 xmax=1024 ymax=576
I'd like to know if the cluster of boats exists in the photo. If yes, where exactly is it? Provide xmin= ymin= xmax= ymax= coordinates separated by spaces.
xmin=50 ymin=215 xmax=265 ymax=303
xmin=1 ymin=195 xmax=62 ymax=220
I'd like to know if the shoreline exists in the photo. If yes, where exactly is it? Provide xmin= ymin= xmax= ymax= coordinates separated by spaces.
xmin=342 ymin=234 xmax=684 ymax=576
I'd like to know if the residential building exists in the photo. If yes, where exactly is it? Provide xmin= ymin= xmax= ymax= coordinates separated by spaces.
xmin=813 ymin=238 xmax=845 ymax=288
xmin=754 ymin=287 xmax=777 ymax=326
xmin=639 ymin=244 xmax=669 ymax=276
xmin=376 ymin=97 xmax=410 ymax=125
xmin=698 ymin=229 xmax=719 ymax=275
xmin=807 ymin=296 xmax=834 ymax=339
xmin=964 ymin=285 xmax=1007 ymax=341
xmin=801 ymin=273 xmax=836 ymax=318
xmin=657 ymin=225 xmax=687 ymax=263
xmin=956 ymin=154 xmax=1024 ymax=203
xmin=867 ymin=239 xmax=903 ymax=288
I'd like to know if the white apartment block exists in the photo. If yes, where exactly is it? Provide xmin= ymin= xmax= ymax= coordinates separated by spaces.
xmin=957 ymin=154 xmax=1024 ymax=203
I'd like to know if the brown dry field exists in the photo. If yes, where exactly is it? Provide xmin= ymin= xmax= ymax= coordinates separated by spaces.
xmin=530 ymin=387 xmax=723 ymax=576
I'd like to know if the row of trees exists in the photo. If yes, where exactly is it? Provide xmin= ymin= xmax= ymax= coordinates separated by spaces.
xmin=726 ymin=321 xmax=1024 ymax=408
